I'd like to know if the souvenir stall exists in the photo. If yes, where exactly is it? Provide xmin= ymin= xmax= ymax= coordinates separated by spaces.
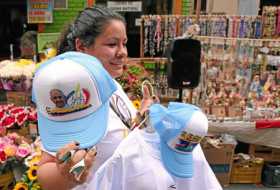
xmin=196 ymin=35 xmax=280 ymax=145
xmin=139 ymin=7 xmax=280 ymax=186
xmin=139 ymin=12 xmax=280 ymax=146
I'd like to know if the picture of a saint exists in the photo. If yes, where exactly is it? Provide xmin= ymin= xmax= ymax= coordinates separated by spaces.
xmin=46 ymin=84 xmax=91 ymax=116
xmin=50 ymin=89 xmax=67 ymax=108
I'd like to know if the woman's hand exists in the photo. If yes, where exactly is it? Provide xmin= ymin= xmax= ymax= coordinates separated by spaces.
xmin=55 ymin=142 xmax=97 ymax=187
xmin=139 ymin=83 xmax=159 ymax=116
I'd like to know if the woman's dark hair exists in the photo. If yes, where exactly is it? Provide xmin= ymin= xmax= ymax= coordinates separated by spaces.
xmin=57 ymin=6 xmax=126 ymax=54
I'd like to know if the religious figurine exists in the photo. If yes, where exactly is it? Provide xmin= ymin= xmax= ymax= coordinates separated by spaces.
xmin=263 ymin=73 xmax=276 ymax=93
xmin=249 ymin=74 xmax=263 ymax=99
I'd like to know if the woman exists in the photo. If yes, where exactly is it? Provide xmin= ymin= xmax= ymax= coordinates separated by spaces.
xmin=37 ymin=6 xmax=153 ymax=190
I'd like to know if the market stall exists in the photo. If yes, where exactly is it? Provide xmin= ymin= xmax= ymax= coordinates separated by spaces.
xmin=139 ymin=7 xmax=280 ymax=187
xmin=139 ymin=13 xmax=280 ymax=149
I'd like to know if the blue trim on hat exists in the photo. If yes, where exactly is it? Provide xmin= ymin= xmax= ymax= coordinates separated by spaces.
xmin=39 ymin=101 xmax=110 ymax=152
xmin=161 ymin=140 xmax=194 ymax=178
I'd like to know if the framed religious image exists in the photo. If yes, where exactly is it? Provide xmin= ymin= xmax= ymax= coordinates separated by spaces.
xmin=54 ymin=0 xmax=68 ymax=10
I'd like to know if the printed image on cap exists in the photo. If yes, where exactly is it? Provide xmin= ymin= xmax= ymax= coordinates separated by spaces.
xmin=168 ymin=130 xmax=203 ymax=153
xmin=32 ymin=52 xmax=117 ymax=152
xmin=149 ymin=102 xmax=208 ymax=178
xmin=47 ymin=85 xmax=91 ymax=116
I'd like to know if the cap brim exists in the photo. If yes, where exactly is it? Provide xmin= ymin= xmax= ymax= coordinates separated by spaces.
xmin=38 ymin=101 xmax=110 ymax=152
xmin=160 ymin=140 xmax=193 ymax=178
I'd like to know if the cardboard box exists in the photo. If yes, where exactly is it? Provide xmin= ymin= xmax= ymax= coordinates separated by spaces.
xmin=202 ymin=144 xmax=236 ymax=186
xmin=249 ymin=144 xmax=280 ymax=162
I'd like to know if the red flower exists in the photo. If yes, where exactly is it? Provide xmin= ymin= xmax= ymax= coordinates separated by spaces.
xmin=10 ymin=107 xmax=25 ymax=115
xmin=16 ymin=112 xmax=28 ymax=126
xmin=1 ymin=104 xmax=15 ymax=112
xmin=2 ymin=116 xmax=15 ymax=128
xmin=0 ymin=111 xmax=5 ymax=121
xmin=28 ymin=111 xmax=37 ymax=122
xmin=0 ymin=151 xmax=6 ymax=163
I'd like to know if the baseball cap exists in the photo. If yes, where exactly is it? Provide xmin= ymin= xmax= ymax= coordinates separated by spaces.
xmin=149 ymin=102 xmax=208 ymax=178
xmin=32 ymin=51 xmax=117 ymax=152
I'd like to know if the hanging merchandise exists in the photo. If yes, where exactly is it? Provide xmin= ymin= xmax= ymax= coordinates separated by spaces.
xmin=140 ymin=13 xmax=280 ymax=119
xmin=182 ymin=0 xmax=192 ymax=15
xmin=142 ymin=15 xmax=178 ymax=57
xmin=154 ymin=16 xmax=162 ymax=55
xmin=277 ymin=7 xmax=280 ymax=36
xmin=141 ymin=15 xmax=267 ymax=57
xmin=252 ymin=16 xmax=262 ymax=39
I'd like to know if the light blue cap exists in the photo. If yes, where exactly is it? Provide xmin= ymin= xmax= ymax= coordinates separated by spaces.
xmin=149 ymin=102 xmax=208 ymax=178
xmin=32 ymin=52 xmax=117 ymax=152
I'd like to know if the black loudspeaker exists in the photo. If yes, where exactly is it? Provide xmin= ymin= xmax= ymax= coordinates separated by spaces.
xmin=166 ymin=38 xmax=201 ymax=89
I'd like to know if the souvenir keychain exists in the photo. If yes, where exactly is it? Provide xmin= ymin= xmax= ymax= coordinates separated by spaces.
xmin=154 ymin=15 xmax=162 ymax=55
xmin=277 ymin=7 xmax=280 ymax=35
xmin=144 ymin=17 xmax=150 ymax=56
xmin=163 ymin=16 xmax=169 ymax=54
xmin=239 ymin=17 xmax=245 ymax=38
xmin=227 ymin=16 xmax=233 ymax=37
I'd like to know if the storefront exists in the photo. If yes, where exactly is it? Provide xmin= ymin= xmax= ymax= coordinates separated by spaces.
xmin=0 ymin=0 xmax=37 ymax=59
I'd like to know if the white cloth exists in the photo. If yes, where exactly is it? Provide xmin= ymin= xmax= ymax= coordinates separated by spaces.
xmin=209 ymin=121 xmax=280 ymax=149
xmin=92 ymin=81 xmax=136 ymax=172
xmin=42 ymin=80 xmax=136 ymax=173
xmin=81 ymin=128 xmax=222 ymax=190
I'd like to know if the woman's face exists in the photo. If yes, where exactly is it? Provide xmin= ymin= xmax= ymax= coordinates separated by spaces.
xmin=81 ymin=20 xmax=128 ymax=78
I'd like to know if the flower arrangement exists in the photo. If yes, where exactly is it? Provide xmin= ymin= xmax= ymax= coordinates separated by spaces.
xmin=117 ymin=62 xmax=148 ymax=100
xmin=14 ymin=138 xmax=42 ymax=190
xmin=0 ymin=133 xmax=31 ymax=174
xmin=0 ymin=59 xmax=35 ymax=91
xmin=0 ymin=104 xmax=37 ymax=136
xmin=13 ymin=165 xmax=42 ymax=190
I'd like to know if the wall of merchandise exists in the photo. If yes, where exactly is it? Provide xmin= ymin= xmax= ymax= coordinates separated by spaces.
xmin=140 ymin=13 xmax=280 ymax=57
xmin=140 ymin=8 xmax=280 ymax=119
xmin=196 ymin=36 xmax=280 ymax=118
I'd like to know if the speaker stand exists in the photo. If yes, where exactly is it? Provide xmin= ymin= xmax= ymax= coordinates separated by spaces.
xmin=177 ymin=88 xmax=183 ymax=102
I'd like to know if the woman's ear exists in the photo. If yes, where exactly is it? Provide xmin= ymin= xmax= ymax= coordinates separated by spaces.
xmin=75 ymin=38 xmax=86 ymax=52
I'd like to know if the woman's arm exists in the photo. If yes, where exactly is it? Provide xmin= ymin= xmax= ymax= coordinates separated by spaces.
xmin=37 ymin=142 xmax=96 ymax=190
xmin=38 ymin=157 xmax=73 ymax=190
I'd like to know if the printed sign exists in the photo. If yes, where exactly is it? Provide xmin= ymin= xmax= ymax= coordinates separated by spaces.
xmin=107 ymin=1 xmax=142 ymax=12
xmin=27 ymin=0 xmax=53 ymax=23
